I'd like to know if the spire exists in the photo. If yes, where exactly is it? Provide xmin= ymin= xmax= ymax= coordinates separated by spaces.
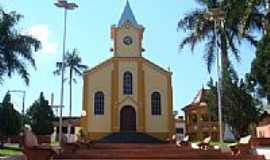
xmin=118 ymin=1 xmax=140 ymax=28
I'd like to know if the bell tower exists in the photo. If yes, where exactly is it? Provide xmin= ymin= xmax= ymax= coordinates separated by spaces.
xmin=111 ymin=1 xmax=145 ymax=57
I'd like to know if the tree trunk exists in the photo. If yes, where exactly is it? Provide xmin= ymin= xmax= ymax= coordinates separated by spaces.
xmin=0 ymin=138 xmax=4 ymax=148
xmin=267 ymin=94 xmax=270 ymax=107
xmin=67 ymin=68 xmax=73 ymax=135
xmin=69 ymin=68 xmax=73 ymax=117
xmin=0 ymin=134 xmax=5 ymax=148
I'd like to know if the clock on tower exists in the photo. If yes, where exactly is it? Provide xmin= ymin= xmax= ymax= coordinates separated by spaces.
xmin=111 ymin=1 xmax=144 ymax=57
xmin=123 ymin=36 xmax=133 ymax=46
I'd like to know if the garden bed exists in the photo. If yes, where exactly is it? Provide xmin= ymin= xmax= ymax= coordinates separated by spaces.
xmin=0 ymin=146 xmax=22 ymax=156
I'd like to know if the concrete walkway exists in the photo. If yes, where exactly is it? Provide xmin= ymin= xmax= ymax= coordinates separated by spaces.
xmin=256 ymin=147 xmax=270 ymax=160
xmin=0 ymin=155 xmax=26 ymax=160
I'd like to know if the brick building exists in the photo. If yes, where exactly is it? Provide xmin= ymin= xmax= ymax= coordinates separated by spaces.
xmin=182 ymin=88 xmax=220 ymax=141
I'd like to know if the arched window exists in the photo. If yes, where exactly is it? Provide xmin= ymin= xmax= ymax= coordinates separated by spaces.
xmin=123 ymin=72 xmax=132 ymax=95
xmin=151 ymin=92 xmax=161 ymax=115
xmin=94 ymin=91 xmax=104 ymax=115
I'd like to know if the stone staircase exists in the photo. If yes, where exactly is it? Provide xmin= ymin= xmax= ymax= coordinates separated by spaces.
xmin=54 ymin=143 xmax=265 ymax=160
xmin=97 ymin=132 xmax=165 ymax=143
xmin=53 ymin=133 xmax=265 ymax=160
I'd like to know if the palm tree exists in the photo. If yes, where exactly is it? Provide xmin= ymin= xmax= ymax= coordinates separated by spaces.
xmin=0 ymin=9 xmax=41 ymax=85
xmin=178 ymin=0 xmax=265 ymax=143
xmin=178 ymin=0 xmax=262 ymax=73
xmin=54 ymin=49 xmax=88 ymax=117
xmin=237 ymin=0 xmax=265 ymax=35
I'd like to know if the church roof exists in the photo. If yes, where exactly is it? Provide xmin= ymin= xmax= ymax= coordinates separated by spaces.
xmin=83 ymin=57 xmax=171 ymax=75
xmin=118 ymin=1 xmax=141 ymax=28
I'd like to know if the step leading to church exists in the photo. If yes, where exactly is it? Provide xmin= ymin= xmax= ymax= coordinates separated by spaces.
xmin=96 ymin=132 xmax=166 ymax=143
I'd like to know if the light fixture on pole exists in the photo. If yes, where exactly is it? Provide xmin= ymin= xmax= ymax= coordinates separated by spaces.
xmin=54 ymin=0 xmax=78 ymax=144
xmin=208 ymin=5 xmax=225 ymax=146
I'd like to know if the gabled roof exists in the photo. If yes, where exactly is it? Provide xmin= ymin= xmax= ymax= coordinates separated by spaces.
xmin=83 ymin=57 xmax=171 ymax=76
xmin=118 ymin=1 xmax=141 ymax=28
xmin=182 ymin=88 xmax=209 ymax=111
xmin=192 ymin=88 xmax=208 ymax=104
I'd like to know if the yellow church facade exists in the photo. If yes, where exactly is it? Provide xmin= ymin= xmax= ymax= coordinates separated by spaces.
xmin=81 ymin=1 xmax=173 ymax=141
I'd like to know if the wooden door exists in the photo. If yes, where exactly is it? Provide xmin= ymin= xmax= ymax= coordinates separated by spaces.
xmin=120 ymin=106 xmax=136 ymax=132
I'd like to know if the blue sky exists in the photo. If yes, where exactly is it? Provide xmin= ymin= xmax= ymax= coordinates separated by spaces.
xmin=0 ymin=0 xmax=256 ymax=116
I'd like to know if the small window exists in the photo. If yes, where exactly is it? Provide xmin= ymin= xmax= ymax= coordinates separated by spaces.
xmin=71 ymin=127 xmax=75 ymax=134
xmin=151 ymin=92 xmax=161 ymax=115
xmin=191 ymin=114 xmax=197 ymax=123
xmin=176 ymin=128 xmax=184 ymax=134
xmin=62 ymin=127 xmax=68 ymax=134
xmin=201 ymin=114 xmax=209 ymax=122
xmin=123 ymin=72 xmax=133 ymax=95
xmin=94 ymin=91 xmax=104 ymax=115
xmin=210 ymin=116 xmax=217 ymax=122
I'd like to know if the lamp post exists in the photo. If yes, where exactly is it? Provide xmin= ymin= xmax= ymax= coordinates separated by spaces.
xmin=8 ymin=90 xmax=26 ymax=128
xmin=54 ymin=0 xmax=78 ymax=144
xmin=208 ymin=6 xmax=225 ymax=145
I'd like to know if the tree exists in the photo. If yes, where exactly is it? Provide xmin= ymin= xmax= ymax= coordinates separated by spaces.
xmin=0 ymin=93 xmax=22 ymax=147
xmin=177 ymin=0 xmax=260 ymax=73
xmin=248 ymin=30 xmax=270 ymax=104
xmin=177 ymin=0 xmax=265 ymax=139
xmin=26 ymin=92 xmax=54 ymax=135
xmin=235 ymin=0 xmax=264 ymax=35
xmin=205 ymin=67 xmax=263 ymax=139
xmin=54 ymin=49 xmax=87 ymax=117
xmin=0 ymin=8 xmax=41 ymax=85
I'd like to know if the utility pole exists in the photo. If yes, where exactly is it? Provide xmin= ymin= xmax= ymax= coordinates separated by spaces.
xmin=208 ymin=5 xmax=225 ymax=145
xmin=54 ymin=0 xmax=78 ymax=144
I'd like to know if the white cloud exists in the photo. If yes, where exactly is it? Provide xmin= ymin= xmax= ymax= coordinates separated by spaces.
xmin=24 ymin=24 xmax=58 ymax=54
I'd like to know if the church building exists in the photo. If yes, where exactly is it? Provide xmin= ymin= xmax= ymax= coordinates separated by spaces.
xmin=81 ymin=1 xmax=173 ymax=141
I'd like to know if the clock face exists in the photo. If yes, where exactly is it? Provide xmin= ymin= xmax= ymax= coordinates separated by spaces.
xmin=123 ymin=36 xmax=133 ymax=46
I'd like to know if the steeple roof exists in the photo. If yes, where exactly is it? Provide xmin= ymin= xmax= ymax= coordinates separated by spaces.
xmin=118 ymin=1 xmax=141 ymax=28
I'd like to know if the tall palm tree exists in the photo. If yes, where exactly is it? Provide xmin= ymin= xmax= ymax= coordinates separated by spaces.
xmin=54 ymin=49 xmax=88 ymax=117
xmin=178 ymin=0 xmax=261 ymax=73
xmin=0 ymin=9 xmax=41 ymax=85
xmin=237 ymin=0 xmax=265 ymax=35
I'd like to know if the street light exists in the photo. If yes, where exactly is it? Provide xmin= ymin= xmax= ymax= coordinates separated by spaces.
xmin=54 ymin=0 xmax=78 ymax=144
xmin=208 ymin=5 xmax=225 ymax=145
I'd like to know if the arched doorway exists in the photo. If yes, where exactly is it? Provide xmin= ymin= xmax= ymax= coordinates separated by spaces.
xmin=120 ymin=106 xmax=136 ymax=132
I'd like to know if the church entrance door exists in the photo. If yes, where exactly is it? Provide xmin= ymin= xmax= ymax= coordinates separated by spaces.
xmin=120 ymin=106 xmax=136 ymax=132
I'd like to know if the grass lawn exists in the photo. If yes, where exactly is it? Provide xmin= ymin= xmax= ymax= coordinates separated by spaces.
xmin=210 ymin=141 xmax=236 ymax=146
xmin=0 ymin=146 xmax=22 ymax=156
xmin=190 ymin=141 xmax=236 ymax=147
